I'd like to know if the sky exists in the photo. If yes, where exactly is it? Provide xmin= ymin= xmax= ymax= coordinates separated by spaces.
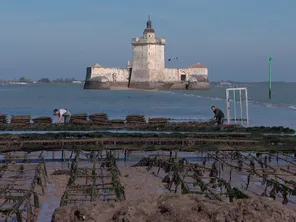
xmin=0 ymin=0 xmax=295 ymax=82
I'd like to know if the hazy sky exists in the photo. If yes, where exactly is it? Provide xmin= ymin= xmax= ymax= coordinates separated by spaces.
xmin=0 ymin=0 xmax=295 ymax=81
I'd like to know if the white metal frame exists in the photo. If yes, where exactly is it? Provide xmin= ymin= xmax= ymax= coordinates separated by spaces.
xmin=226 ymin=87 xmax=249 ymax=125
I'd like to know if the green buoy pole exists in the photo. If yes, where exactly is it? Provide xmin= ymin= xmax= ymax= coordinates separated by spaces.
xmin=268 ymin=56 xmax=272 ymax=99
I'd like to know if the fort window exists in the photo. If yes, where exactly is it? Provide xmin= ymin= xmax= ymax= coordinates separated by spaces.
xmin=181 ymin=74 xmax=186 ymax=81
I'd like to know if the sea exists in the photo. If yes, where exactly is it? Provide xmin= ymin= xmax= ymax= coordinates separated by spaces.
xmin=1 ymin=82 xmax=296 ymax=221
xmin=0 ymin=82 xmax=296 ymax=128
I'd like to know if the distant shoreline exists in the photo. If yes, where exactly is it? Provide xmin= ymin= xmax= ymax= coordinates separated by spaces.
xmin=0 ymin=82 xmax=84 ymax=85
xmin=1 ymin=81 xmax=296 ymax=86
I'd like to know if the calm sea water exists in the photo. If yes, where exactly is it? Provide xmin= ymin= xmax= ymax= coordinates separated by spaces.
xmin=0 ymin=82 xmax=295 ymax=128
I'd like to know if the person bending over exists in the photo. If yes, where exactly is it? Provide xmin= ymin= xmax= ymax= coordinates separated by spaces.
xmin=211 ymin=106 xmax=224 ymax=125
xmin=53 ymin=108 xmax=71 ymax=124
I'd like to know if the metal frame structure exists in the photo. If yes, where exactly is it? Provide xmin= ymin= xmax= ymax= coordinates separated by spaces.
xmin=226 ymin=87 xmax=249 ymax=125
xmin=0 ymin=153 xmax=47 ymax=222
xmin=60 ymin=150 xmax=125 ymax=207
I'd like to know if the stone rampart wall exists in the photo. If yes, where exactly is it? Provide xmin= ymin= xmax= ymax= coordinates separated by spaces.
xmin=88 ymin=67 xmax=130 ymax=82
xmin=163 ymin=68 xmax=209 ymax=82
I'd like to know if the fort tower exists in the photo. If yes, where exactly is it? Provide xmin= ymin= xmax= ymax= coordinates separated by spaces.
xmin=129 ymin=17 xmax=166 ymax=89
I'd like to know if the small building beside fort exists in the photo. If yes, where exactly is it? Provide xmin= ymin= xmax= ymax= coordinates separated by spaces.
xmin=84 ymin=18 xmax=210 ymax=90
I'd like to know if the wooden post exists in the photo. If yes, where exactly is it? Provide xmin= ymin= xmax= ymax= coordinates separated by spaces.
xmin=37 ymin=168 xmax=45 ymax=195
xmin=68 ymin=151 xmax=74 ymax=168
xmin=174 ymin=150 xmax=178 ymax=159
xmin=41 ymin=166 xmax=47 ymax=187
xmin=34 ymin=192 xmax=40 ymax=208
xmin=26 ymin=200 xmax=33 ymax=222
xmin=16 ymin=210 xmax=22 ymax=222
xmin=124 ymin=150 xmax=127 ymax=162
xmin=62 ymin=150 xmax=65 ymax=162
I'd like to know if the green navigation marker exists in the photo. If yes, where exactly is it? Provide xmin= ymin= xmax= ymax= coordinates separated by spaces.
xmin=268 ymin=56 xmax=272 ymax=99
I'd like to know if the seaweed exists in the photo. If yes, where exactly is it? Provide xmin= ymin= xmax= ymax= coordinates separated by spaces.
xmin=0 ymin=114 xmax=295 ymax=134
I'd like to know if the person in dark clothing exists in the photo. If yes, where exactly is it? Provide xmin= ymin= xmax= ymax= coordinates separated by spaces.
xmin=211 ymin=106 xmax=224 ymax=125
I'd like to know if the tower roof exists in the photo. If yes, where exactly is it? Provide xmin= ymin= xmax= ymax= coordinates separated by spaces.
xmin=144 ymin=15 xmax=155 ymax=34
xmin=92 ymin=63 xmax=103 ymax=68
xmin=188 ymin=62 xmax=207 ymax=69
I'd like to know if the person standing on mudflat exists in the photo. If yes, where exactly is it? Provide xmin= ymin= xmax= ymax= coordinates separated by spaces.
xmin=211 ymin=106 xmax=224 ymax=125
xmin=53 ymin=108 xmax=71 ymax=124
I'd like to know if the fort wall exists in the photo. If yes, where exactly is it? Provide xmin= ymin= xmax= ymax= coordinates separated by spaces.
xmin=162 ymin=68 xmax=208 ymax=82
xmin=86 ymin=66 xmax=130 ymax=82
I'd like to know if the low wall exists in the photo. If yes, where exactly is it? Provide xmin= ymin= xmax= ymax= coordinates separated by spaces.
xmin=163 ymin=68 xmax=209 ymax=82
xmin=88 ymin=67 xmax=130 ymax=82
xmin=187 ymin=82 xmax=210 ymax=90
xmin=84 ymin=80 xmax=210 ymax=90
xmin=84 ymin=80 xmax=110 ymax=90
xmin=84 ymin=66 xmax=209 ymax=90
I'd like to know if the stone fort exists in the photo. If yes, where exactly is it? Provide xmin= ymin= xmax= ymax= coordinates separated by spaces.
xmin=84 ymin=18 xmax=210 ymax=90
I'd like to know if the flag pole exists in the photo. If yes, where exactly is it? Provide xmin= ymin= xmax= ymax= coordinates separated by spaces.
xmin=268 ymin=56 xmax=272 ymax=99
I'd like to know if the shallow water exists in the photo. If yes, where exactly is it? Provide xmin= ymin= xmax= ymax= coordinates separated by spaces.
xmin=0 ymin=82 xmax=296 ymax=219
xmin=1 ymin=150 xmax=294 ymax=165
xmin=0 ymin=130 xmax=294 ymax=136
xmin=0 ymin=84 xmax=296 ymax=128
xmin=37 ymin=183 xmax=60 ymax=222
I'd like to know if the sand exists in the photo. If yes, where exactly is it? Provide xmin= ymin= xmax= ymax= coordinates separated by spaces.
xmin=52 ymin=192 xmax=296 ymax=222
xmin=37 ymin=164 xmax=166 ymax=221
xmin=119 ymin=164 xmax=167 ymax=202
xmin=50 ymin=165 xmax=296 ymax=222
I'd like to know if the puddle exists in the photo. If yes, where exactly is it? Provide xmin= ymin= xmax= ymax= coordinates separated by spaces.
xmin=37 ymin=183 xmax=60 ymax=222
xmin=156 ymin=187 xmax=167 ymax=193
